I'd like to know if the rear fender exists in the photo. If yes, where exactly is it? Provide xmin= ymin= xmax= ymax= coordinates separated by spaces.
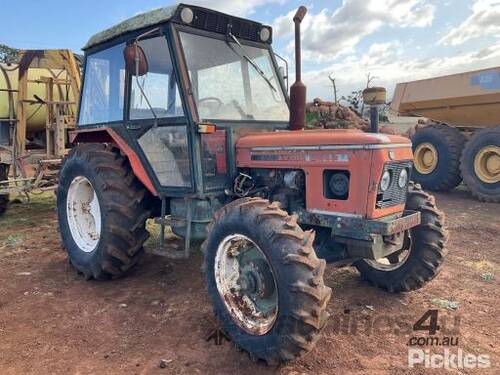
xmin=69 ymin=128 xmax=157 ymax=196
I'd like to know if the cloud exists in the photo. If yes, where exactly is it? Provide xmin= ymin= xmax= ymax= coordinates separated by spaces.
xmin=303 ymin=41 xmax=500 ymax=100
xmin=190 ymin=0 xmax=286 ymax=17
xmin=272 ymin=0 xmax=435 ymax=62
xmin=439 ymin=0 xmax=500 ymax=46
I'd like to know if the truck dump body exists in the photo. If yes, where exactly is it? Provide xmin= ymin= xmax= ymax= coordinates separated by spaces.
xmin=391 ymin=66 xmax=500 ymax=128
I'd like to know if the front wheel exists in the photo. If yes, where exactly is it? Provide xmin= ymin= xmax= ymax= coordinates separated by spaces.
xmin=202 ymin=198 xmax=331 ymax=364
xmin=355 ymin=183 xmax=448 ymax=292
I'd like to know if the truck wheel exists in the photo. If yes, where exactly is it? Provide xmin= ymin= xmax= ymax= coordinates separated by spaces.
xmin=355 ymin=183 xmax=447 ymax=292
xmin=57 ymin=144 xmax=150 ymax=280
xmin=0 ymin=163 xmax=9 ymax=215
xmin=460 ymin=127 xmax=500 ymax=203
xmin=202 ymin=197 xmax=331 ymax=364
xmin=412 ymin=123 xmax=465 ymax=191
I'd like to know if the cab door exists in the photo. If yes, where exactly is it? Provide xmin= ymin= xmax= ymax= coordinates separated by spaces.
xmin=124 ymin=34 xmax=193 ymax=195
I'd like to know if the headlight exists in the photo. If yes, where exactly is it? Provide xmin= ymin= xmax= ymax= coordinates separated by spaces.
xmin=380 ymin=170 xmax=391 ymax=191
xmin=398 ymin=168 xmax=408 ymax=188
xmin=180 ymin=7 xmax=194 ymax=24
xmin=260 ymin=27 xmax=271 ymax=42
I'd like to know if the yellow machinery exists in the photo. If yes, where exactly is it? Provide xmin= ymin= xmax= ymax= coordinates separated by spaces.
xmin=0 ymin=50 xmax=81 ymax=214
xmin=391 ymin=66 xmax=500 ymax=202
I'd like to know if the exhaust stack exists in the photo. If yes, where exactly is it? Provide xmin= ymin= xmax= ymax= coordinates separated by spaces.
xmin=289 ymin=6 xmax=307 ymax=131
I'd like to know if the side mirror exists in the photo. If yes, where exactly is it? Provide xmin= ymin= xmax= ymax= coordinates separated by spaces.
xmin=124 ymin=44 xmax=148 ymax=76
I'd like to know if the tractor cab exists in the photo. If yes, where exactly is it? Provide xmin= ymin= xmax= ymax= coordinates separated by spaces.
xmin=76 ymin=3 xmax=289 ymax=199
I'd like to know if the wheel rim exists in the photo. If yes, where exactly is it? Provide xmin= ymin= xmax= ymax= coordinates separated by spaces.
xmin=414 ymin=142 xmax=438 ymax=174
xmin=474 ymin=145 xmax=500 ymax=184
xmin=214 ymin=234 xmax=278 ymax=335
xmin=366 ymin=231 xmax=412 ymax=270
xmin=66 ymin=176 xmax=101 ymax=253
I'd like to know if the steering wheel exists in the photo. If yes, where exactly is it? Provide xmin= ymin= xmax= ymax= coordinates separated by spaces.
xmin=198 ymin=97 xmax=223 ymax=113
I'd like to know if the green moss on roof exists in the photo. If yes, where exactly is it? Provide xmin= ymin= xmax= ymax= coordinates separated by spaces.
xmin=83 ymin=4 xmax=180 ymax=50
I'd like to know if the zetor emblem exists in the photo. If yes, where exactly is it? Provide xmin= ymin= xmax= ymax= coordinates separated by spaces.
xmin=388 ymin=150 xmax=396 ymax=160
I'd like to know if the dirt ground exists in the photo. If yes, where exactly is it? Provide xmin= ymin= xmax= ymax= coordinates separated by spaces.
xmin=0 ymin=188 xmax=498 ymax=374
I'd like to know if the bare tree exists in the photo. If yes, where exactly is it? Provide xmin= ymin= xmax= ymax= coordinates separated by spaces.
xmin=360 ymin=72 xmax=379 ymax=116
xmin=365 ymin=72 xmax=378 ymax=88
xmin=328 ymin=73 xmax=338 ymax=104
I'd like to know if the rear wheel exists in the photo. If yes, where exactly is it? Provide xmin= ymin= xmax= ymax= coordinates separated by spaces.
xmin=0 ymin=163 xmax=9 ymax=215
xmin=202 ymin=198 xmax=331 ymax=364
xmin=355 ymin=183 xmax=448 ymax=292
xmin=460 ymin=127 xmax=500 ymax=203
xmin=412 ymin=123 xmax=465 ymax=191
xmin=57 ymin=143 xmax=150 ymax=280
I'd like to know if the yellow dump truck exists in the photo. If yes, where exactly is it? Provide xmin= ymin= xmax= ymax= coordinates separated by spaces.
xmin=0 ymin=50 xmax=80 ymax=214
xmin=391 ymin=67 xmax=500 ymax=202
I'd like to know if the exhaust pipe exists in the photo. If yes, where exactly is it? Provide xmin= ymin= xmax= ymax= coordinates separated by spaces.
xmin=289 ymin=6 xmax=307 ymax=131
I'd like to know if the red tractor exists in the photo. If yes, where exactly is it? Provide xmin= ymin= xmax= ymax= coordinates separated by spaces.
xmin=58 ymin=4 xmax=447 ymax=364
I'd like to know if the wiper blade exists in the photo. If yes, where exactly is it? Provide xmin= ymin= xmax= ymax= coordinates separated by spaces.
xmin=227 ymin=32 xmax=277 ymax=93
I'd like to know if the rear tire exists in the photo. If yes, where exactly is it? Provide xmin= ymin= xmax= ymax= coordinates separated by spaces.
xmin=0 ymin=163 xmax=9 ymax=215
xmin=460 ymin=127 xmax=500 ymax=203
xmin=202 ymin=197 xmax=331 ymax=364
xmin=57 ymin=143 xmax=150 ymax=280
xmin=412 ymin=123 xmax=465 ymax=191
xmin=355 ymin=183 xmax=448 ymax=292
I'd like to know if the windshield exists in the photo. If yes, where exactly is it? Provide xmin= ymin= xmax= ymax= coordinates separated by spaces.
xmin=179 ymin=32 xmax=289 ymax=122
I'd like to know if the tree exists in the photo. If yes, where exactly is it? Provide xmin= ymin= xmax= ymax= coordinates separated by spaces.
xmin=365 ymin=72 xmax=378 ymax=88
xmin=0 ymin=44 xmax=21 ymax=64
xmin=341 ymin=90 xmax=363 ymax=116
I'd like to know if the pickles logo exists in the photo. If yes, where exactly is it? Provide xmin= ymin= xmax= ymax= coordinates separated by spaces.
xmin=408 ymin=310 xmax=491 ymax=369
xmin=408 ymin=349 xmax=490 ymax=369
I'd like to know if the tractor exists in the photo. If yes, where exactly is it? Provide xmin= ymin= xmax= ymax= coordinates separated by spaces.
xmin=57 ymin=4 xmax=447 ymax=364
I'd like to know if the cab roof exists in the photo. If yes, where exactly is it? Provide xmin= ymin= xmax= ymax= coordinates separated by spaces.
xmin=83 ymin=4 xmax=179 ymax=50
xmin=83 ymin=3 xmax=272 ymax=51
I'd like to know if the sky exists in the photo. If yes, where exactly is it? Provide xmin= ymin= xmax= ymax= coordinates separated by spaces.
xmin=2 ymin=0 xmax=500 ymax=101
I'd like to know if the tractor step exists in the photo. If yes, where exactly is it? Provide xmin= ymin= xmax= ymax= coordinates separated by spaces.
xmin=153 ymin=197 xmax=192 ymax=259
xmin=151 ymin=244 xmax=189 ymax=259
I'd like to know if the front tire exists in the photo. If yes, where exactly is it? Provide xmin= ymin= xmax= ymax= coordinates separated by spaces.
xmin=57 ymin=144 xmax=150 ymax=280
xmin=355 ymin=183 xmax=448 ymax=292
xmin=202 ymin=197 xmax=331 ymax=364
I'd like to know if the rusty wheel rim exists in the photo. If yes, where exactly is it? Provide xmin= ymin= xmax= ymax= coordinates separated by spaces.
xmin=214 ymin=234 xmax=278 ymax=335
xmin=66 ymin=176 xmax=101 ymax=253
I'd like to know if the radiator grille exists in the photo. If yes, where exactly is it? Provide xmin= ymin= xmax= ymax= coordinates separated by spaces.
xmin=376 ymin=162 xmax=413 ymax=208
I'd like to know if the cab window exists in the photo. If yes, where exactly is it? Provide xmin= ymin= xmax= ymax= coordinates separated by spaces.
xmin=129 ymin=37 xmax=184 ymax=119
xmin=79 ymin=43 xmax=126 ymax=125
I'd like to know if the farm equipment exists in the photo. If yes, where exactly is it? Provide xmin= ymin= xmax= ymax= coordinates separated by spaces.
xmin=0 ymin=49 xmax=81 ymax=214
xmin=391 ymin=68 xmax=500 ymax=202
xmin=58 ymin=4 xmax=447 ymax=363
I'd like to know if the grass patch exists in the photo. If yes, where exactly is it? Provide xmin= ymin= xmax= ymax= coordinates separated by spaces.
xmin=463 ymin=259 xmax=500 ymax=273
xmin=0 ymin=192 xmax=56 ymax=229
xmin=1 ymin=234 xmax=25 ymax=247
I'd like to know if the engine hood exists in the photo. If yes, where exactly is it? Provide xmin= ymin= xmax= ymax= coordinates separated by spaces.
xmin=236 ymin=129 xmax=411 ymax=149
